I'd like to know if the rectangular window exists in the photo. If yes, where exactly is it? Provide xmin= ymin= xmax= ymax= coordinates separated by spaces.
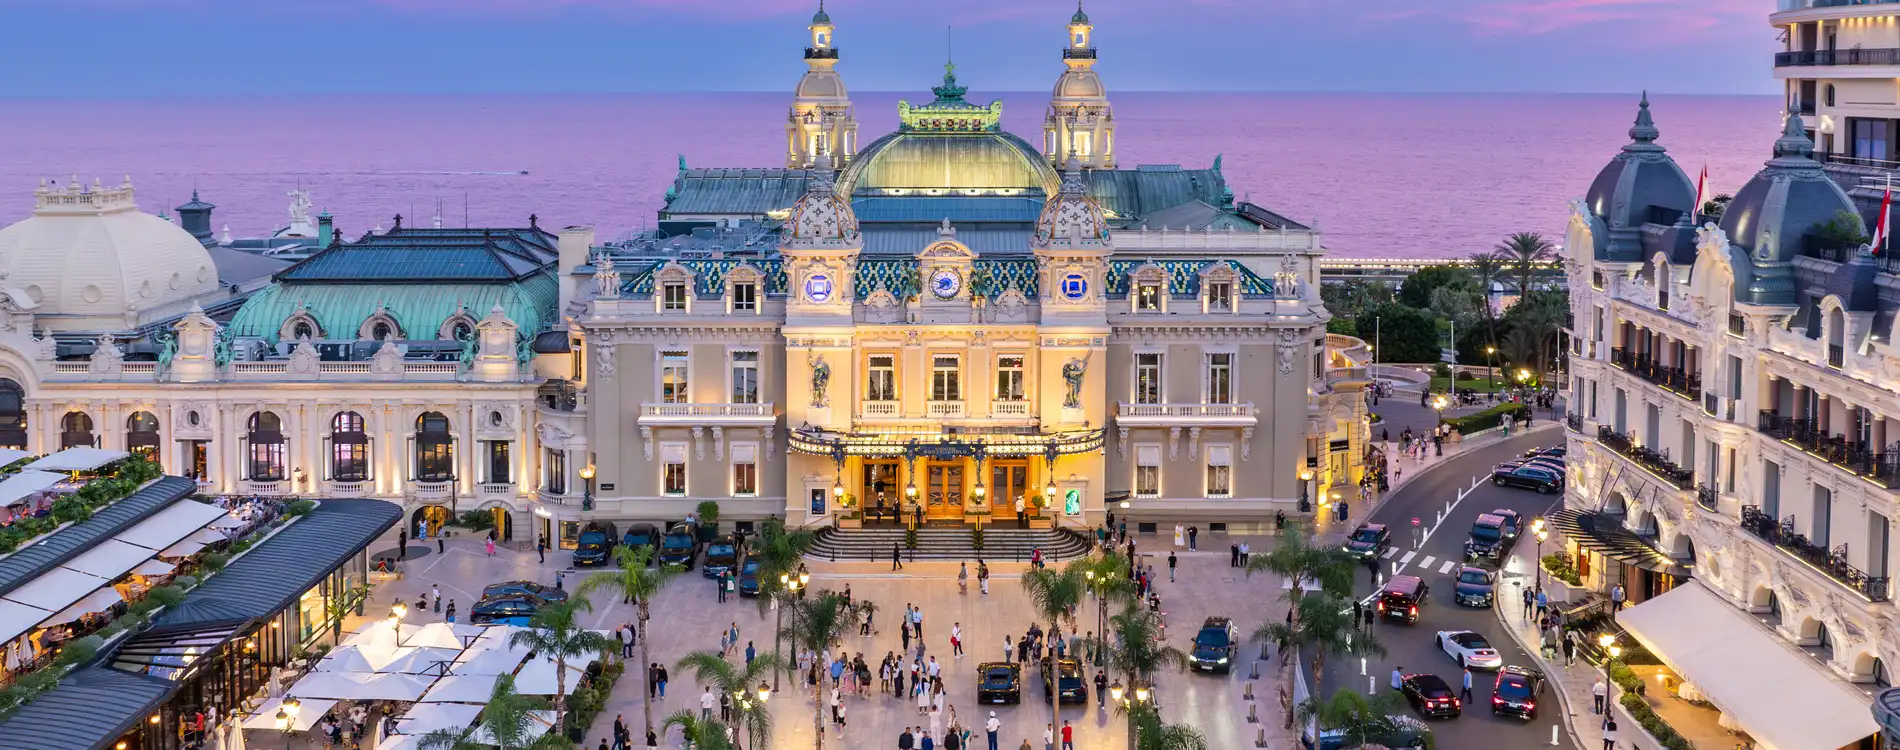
xmin=486 ymin=441 xmax=510 ymax=484
xmin=1207 ymin=282 xmax=1232 ymax=312
xmin=1137 ymin=283 xmax=1162 ymax=311
xmin=1813 ymin=486 xmax=1832 ymax=548
xmin=1764 ymin=459 xmax=1781 ymax=519
xmin=1135 ymin=353 xmax=1163 ymax=405
xmin=1724 ymin=447 xmax=1737 ymax=493
xmin=931 ymin=355 xmax=961 ymax=401
xmin=731 ymin=282 xmax=757 ymax=312
xmin=730 ymin=351 xmax=760 ymax=404
xmin=661 ymin=350 xmax=690 ymax=404
xmin=1135 ymin=445 xmax=1162 ymax=498
xmin=662 ymin=442 xmax=687 ymax=496
xmin=1207 ymin=353 xmax=1233 ymax=404
xmin=732 ymin=444 xmax=758 ymax=497
xmin=546 ymin=449 xmax=567 ymax=495
xmin=995 ymin=354 xmax=1025 ymax=401
xmin=1872 ymin=512 xmax=1892 ymax=583
xmin=662 ymin=282 xmax=688 ymax=311
xmin=1728 ymin=355 xmax=1743 ymax=399
xmin=1855 ymin=118 xmax=1892 ymax=162
xmin=1206 ymin=445 xmax=1232 ymax=498
xmin=867 ymin=355 xmax=897 ymax=401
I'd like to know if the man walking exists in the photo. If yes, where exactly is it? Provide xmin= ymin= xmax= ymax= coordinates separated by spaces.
xmin=893 ymin=542 xmax=904 ymax=571
xmin=1563 ymin=629 xmax=1578 ymax=667
xmin=1602 ymin=717 xmax=1618 ymax=750
xmin=1611 ymin=583 xmax=1626 ymax=610
xmin=1352 ymin=600 xmax=1364 ymax=631
xmin=1167 ymin=551 xmax=1177 ymax=582
xmin=1592 ymin=676 xmax=1607 ymax=714
xmin=1460 ymin=666 xmax=1473 ymax=704
xmin=620 ymin=623 xmax=634 ymax=658
xmin=536 ymin=535 xmax=546 ymax=564
xmin=985 ymin=711 xmax=1001 ymax=750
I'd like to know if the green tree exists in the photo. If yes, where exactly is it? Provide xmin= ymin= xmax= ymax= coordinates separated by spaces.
xmin=1494 ymin=232 xmax=1558 ymax=296
xmin=1322 ymin=280 xmax=1395 ymax=323
xmin=1397 ymin=263 xmax=1467 ymax=310
xmin=1127 ymin=702 xmax=1210 ymax=750
xmin=1297 ymin=690 xmax=1434 ymax=750
xmin=1354 ymin=302 xmax=1439 ymax=364
xmin=1086 ymin=603 xmax=1191 ymax=750
xmin=506 ymin=600 xmax=615 ymax=736
xmin=750 ymin=517 xmax=817 ymax=690
xmin=1245 ymin=522 xmax=1356 ymax=629
xmin=660 ymin=709 xmax=735 ymax=750
xmin=785 ymin=590 xmax=871 ymax=750
xmin=1020 ymin=562 xmax=1091 ymax=738
xmin=1426 ymin=284 xmax=1482 ymax=334
xmin=416 ymin=674 xmax=566 ymax=750
xmin=576 ymin=545 xmax=682 ymax=733
xmin=675 ymin=649 xmax=785 ymax=750
xmin=1253 ymin=590 xmax=1384 ymax=711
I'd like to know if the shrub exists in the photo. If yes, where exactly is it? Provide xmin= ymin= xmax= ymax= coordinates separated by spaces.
xmin=696 ymin=500 xmax=722 ymax=526
xmin=971 ymin=526 xmax=985 ymax=551
xmin=286 ymin=499 xmax=316 ymax=517
xmin=54 ymin=635 xmax=103 ymax=667
xmin=1440 ymin=403 xmax=1530 ymax=435
xmin=50 ymin=497 xmax=91 ymax=524
xmin=147 ymin=585 xmax=187 ymax=608
xmin=905 ymin=526 xmax=919 ymax=550
xmin=1431 ymin=362 xmax=1452 ymax=379
xmin=1620 ymin=691 xmax=1695 ymax=750
xmin=1455 ymin=370 xmax=1477 ymax=381
xmin=199 ymin=552 xmax=231 ymax=575
xmin=1540 ymin=554 xmax=1583 ymax=586
xmin=455 ymin=510 xmax=495 ymax=531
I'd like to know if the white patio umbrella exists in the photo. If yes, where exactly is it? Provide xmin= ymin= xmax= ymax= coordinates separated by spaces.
xmin=393 ymin=702 xmax=483 ymax=736
xmin=511 ymin=656 xmax=590 ymax=696
xmin=316 ymin=645 xmax=387 ymax=673
xmin=449 ymin=643 xmax=531 ymax=677
xmin=379 ymin=646 xmax=462 ymax=675
xmin=465 ymin=710 xmax=556 ymax=745
xmin=227 ymin=716 xmax=248 ymax=750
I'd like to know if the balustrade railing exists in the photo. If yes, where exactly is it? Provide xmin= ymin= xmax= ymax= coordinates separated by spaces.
xmin=1757 ymin=411 xmax=1900 ymax=485
xmin=1695 ymin=484 xmax=1718 ymax=512
xmin=1565 ymin=413 xmax=1583 ymax=432
xmin=1741 ymin=505 xmax=1890 ymax=602
xmin=1595 ymin=426 xmax=1696 ymax=489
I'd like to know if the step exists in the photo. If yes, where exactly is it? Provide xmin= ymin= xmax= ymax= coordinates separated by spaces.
xmin=806 ymin=527 xmax=1092 ymax=562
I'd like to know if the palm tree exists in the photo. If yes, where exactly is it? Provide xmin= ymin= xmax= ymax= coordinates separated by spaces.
xmin=1297 ymin=690 xmax=1433 ymax=750
xmin=509 ymin=597 xmax=615 ymax=736
xmin=1085 ymin=603 xmax=1190 ymax=750
xmin=417 ymin=674 xmax=565 ymax=750
xmin=1494 ymin=232 xmax=1557 ymax=297
xmin=1252 ymin=590 xmax=1384 ymax=714
xmin=1512 ymin=290 xmax=1570 ymax=380
xmin=1245 ymin=522 xmax=1356 ymax=628
xmin=660 ymin=709 xmax=736 ymax=750
xmin=1126 ymin=702 xmax=1210 ymax=750
xmin=1020 ymin=562 xmax=1090 ymax=740
xmin=675 ymin=649 xmax=785 ymax=749
xmin=577 ymin=544 xmax=683 ymax=735
xmin=784 ymin=589 xmax=871 ymax=750
xmin=751 ymin=517 xmax=817 ymax=690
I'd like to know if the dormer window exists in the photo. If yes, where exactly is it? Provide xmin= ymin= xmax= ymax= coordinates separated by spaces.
xmin=1137 ymin=283 xmax=1162 ymax=312
xmin=292 ymin=321 xmax=314 ymax=340
xmin=732 ymin=282 xmax=757 ymax=312
xmin=662 ymin=282 xmax=688 ymax=312
xmin=1207 ymin=281 xmax=1233 ymax=313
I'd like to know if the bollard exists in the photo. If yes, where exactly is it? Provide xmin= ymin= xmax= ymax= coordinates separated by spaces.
xmin=1367 ymin=675 xmax=1376 ymax=695
xmin=1550 ymin=725 xmax=1560 ymax=746
xmin=1249 ymin=660 xmax=1260 ymax=680
xmin=1243 ymin=681 xmax=1254 ymax=700
xmin=1247 ymin=702 xmax=1258 ymax=724
xmin=1255 ymin=727 xmax=1268 ymax=748
xmin=1360 ymin=657 xmax=1367 ymax=676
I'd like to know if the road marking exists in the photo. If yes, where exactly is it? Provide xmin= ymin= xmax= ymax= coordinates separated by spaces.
xmin=1382 ymin=547 xmax=1398 ymax=560
xmin=1439 ymin=560 xmax=1456 ymax=575
xmin=1399 ymin=551 xmax=1416 ymax=565
xmin=1419 ymin=555 xmax=1436 ymax=570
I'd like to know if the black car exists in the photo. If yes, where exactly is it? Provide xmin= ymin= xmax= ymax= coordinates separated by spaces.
xmin=481 ymin=580 xmax=568 ymax=604
xmin=1492 ymin=666 xmax=1545 ymax=719
xmin=622 ymin=523 xmax=661 ymax=562
xmin=977 ymin=662 xmax=1021 ymax=704
xmin=1189 ymin=617 xmax=1238 ymax=673
xmin=703 ymin=534 xmax=747 ymax=578
xmin=1042 ymin=658 xmax=1086 ymax=704
xmin=1488 ymin=508 xmax=1524 ymax=539
xmin=737 ymin=558 xmax=763 ymax=597
xmin=658 ymin=522 xmax=701 ymax=569
xmin=1464 ymin=513 xmax=1512 ymax=562
xmin=1492 ymin=463 xmax=1562 ymax=493
xmin=468 ymin=596 xmax=540 ymax=626
xmin=1523 ymin=446 xmax=1566 ymax=460
xmin=1376 ymin=575 xmax=1429 ymax=624
xmin=1342 ymin=523 xmax=1391 ymax=561
xmin=1399 ymin=673 xmax=1461 ymax=719
xmin=1450 ymin=566 xmax=1495 ymax=608
xmin=572 ymin=528 xmax=617 ymax=567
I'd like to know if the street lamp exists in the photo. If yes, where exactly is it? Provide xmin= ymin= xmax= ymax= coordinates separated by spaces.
xmin=757 ymin=683 xmax=772 ymax=704
xmin=1109 ymin=680 xmax=1125 ymax=703
xmin=579 ymin=464 xmax=596 ymax=512
xmin=1485 ymin=345 xmax=1497 ymax=393
xmin=1533 ymin=522 xmax=1549 ymax=594
xmin=1133 ymin=684 xmax=1151 ymax=705
xmin=1298 ymin=468 xmax=1314 ymax=513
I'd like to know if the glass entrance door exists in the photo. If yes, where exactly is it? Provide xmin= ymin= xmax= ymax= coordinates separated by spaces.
xmin=992 ymin=461 xmax=1029 ymax=516
xmin=926 ymin=462 xmax=965 ymax=519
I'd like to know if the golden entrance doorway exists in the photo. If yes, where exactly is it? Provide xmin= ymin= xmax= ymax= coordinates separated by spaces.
xmin=991 ymin=461 xmax=1030 ymax=517
xmin=925 ymin=462 xmax=965 ymax=519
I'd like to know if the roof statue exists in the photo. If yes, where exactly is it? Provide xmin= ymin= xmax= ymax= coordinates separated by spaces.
xmin=284 ymin=188 xmax=316 ymax=237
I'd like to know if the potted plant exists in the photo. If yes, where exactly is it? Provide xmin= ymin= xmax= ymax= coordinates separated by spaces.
xmin=1027 ymin=494 xmax=1054 ymax=529
xmin=695 ymin=500 xmax=721 ymax=541
xmin=837 ymin=493 xmax=862 ymax=529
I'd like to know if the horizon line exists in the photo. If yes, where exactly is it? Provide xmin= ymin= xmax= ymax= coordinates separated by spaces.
xmin=0 ymin=88 xmax=1782 ymax=102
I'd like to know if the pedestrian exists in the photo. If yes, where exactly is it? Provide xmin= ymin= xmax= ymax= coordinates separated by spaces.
xmin=485 ymin=536 xmax=495 ymax=556
xmin=1015 ymin=495 xmax=1027 ymax=527
xmin=1522 ymin=586 xmax=1535 ymax=620
xmin=645 ymin=729 xmax=658 ymax=748
xmin=1187 ymin=525 xmax=1198 ymax=550
xmin=656 ymin=664 xmax=668 ymax=698
xmin=536 ymin=535 xmax=546 ymax=564
xmin=1166 ymin=550 xmax=1178 ymax=582
xmin=1094 ymin=671 xmax=1108 ymax=703
xmin=1460 ymin=667 xmax=1473 ymax=703
xmin=913 ymin=604 xmax=925 ymax=638
xmin=437 ymin=532 xmax=445 ymax=555
xmin=1365 ymin=555 xmax=1378 ymax=586
xmin=1611 ymin=583 xmax=1626 ymax=610
xmin=398 ymin=528 xmax=408 ymax=561
xmin=620 ymin=624 xmax=634 ymax=658
xmin=1363 ymin=605 xmax=1375 ymax=630
xmin=1352 ymin=599 xmax=1364 ymax=630
xmin=893 ymin=542 xmax=904 ymax=571
xmin=1060 ymin=720 xmax=1074 ymax=750
xmin=1536 ymin=589 xmax=1549 ymax=617
xmin=1229 ymin=543 xmax=1240 ymax=568
xmin=1564 ymin=630 xmax=1578 ymax=667
xmin=959 ymin=562 xmax=969 ymax=594
xmin=701 ymin=687 xmax=715 ymax=720
xmin=1592 ymin=677 xmax=1607 ymax=714
xmin=1602 ymin=717 xmax=1618 ymax=750
xmin=903 ymin=618 xmax=914 ymax=652
xmin=978 ymin=561 xmax=990 ymax=595
xmin=1390 ymin=666 xmax=1403 ymax=691
xmin=985 ymin=712 xmax=1001 ymax=750
xmin=1240 ymin=542 xmax=1251 ymax=566
xmin=1004 ymin=635 xmax=1013 ymax=664
xmin=746 ymin=640 xmax=756 ymax=666
xmin=431 ymin=584 xmax=442 ymax=613
xmin=716 ymin=571 xmax=728 ymax=603
xmin=646 ymin=663 xmax=658 ymax=699
xmin=1044 ymin=723 xmax=1055 ymax=750
xmin=719 ymin=690 xmax=733 ymax=722
xmin=952 ymin=622 xmax=963 ymax=657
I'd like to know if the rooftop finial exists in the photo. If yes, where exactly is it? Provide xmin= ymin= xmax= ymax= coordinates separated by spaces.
xmin=1773 ymin=112 xmax=1817 ymax=161
xmin=1628 ymin=91 xmax=1659 ymax=144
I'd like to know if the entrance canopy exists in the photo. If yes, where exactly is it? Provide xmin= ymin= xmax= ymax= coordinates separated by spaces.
xmin=1618 ymin=582 xmax=1877 ymax=750
xmin=1550 ymin=508 xmax=1690 ymax=576
xmin=788 ymin=426 xmax=1106 ymax=461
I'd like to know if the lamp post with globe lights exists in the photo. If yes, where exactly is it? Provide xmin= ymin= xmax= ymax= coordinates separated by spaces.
xmin=1531 ymin=517 xmax=1549 ymax=594
xmin=579 ymin=463 xmax=596 ymax=511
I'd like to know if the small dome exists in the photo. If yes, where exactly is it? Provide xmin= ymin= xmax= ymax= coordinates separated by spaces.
xmin=1583 ymin=94 xmax=1694 ymax=260
xmin=784 ymin=155 xmax=860 ymax=244
xmin=1719 ymin=113 xmax=1859 ymax=266
xmin=1052 ymin=69 xmax=1106 ymax=101
xmin=0 ymin=178 xmax=219 ymax=329
xmin=1071 ymin=2 xmax=1089 ymax=24
xmin=842 ymin=131 xmax=1059 ymax=195
xmin=794 ymin=70 xmax=847 ymax=101
xmin=811 ymin=1 xmax=830 ymax=25
xmin=1035 ymin=160 xmax=1110 ymax=248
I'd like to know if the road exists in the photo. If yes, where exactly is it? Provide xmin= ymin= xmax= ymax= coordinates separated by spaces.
xmin=1318 ymin=430 xmax=1568 ymax=750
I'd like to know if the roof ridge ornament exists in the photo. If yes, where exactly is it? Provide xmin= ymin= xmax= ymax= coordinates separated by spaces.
xmin=1622 ymin=91 xmax=1664 ymax=154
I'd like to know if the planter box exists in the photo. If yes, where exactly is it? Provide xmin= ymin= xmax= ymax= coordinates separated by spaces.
xmin=1027 ymin=517 xmax=1053 ymax=529
xmin=837 ymin=517 xmax=862 ymax=529
xmin=1542 ymin=576 xmax=1584 ymax=604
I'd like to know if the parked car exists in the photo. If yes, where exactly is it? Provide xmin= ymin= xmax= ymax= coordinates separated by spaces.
xmin=572 ymin=523 xmax=618 ymax=568
xmin=1491 ymin=666 xmax=1546 ymax=720
xmin=1376 ymin=575 xmax=1429 ymax=624
xmin=658 ymin=522 xmax=701 ymax=569
xmin=1523 ymin=446 xmax=1566 ymax=460
xmin=737 ymin=558 xmax=763 ymax=597
xmin=1188 ymin=617 xmax=1238 ymax=673
xmin=1464 ymin=513 xmax=1513 ymax=562
xmin=703 ymin=534 xmax=747 ymax=578
xmin=469 ymin=596 xmax=540 ymax=626
xmin=1435 ymin=630 xmax=1503 ymax=670
xmin=1399 ymin=673 xmax=1462 ymax=719
xmin=977 ymin=662 xmax=1021 ymax=704
xmin=1450 ymin=566 xmax=1495 ymax=608
xmin=1042 ymin=658 xmax=1086 ymax=704
xmin=481 ymin=580 xmax=568 ymax=604
xmin=1491 ymin=463 xmax=1562 ymax=493
xmin=1342 ymin=523 xmax=1391 ymax=561
xmin=1300 ymin=715 xmax=1430 ymax=750
xmin=621 ymin=523 xmax=661 ymax=562
xmin=1487 ymin=508 xmax=1524 ymax=539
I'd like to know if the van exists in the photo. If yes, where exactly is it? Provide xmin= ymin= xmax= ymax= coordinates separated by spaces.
xmin=1376 ymin=574 xmax=1429 ymax=624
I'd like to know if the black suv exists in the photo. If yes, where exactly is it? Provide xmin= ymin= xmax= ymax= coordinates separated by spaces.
xmin=978 ymin=662 xmax=1021 ymax=704
xmin=621 ymin=523 xmax=661 ymax=562
xmin=1376 ymin=575 xmax=1428 ymax=624
xmin=1042 ymin=658 xmax=1086 ymax=704
xmin=1189 ymin=617 xmax=1238 ymax=673
xmin=1450 ymin=566 xmax=1495 ymax=608
xmin=703 ymin=534 xmax=747 ymax=578
xmin=1491 ymin=463 xmax=1562 ymax=493
xmin=1400 ymin=673 xmax=1461 ymax=719
xmin=572 ymin=527 xmax=617 ymax=567
xmin=1463 ymin=513 xmax=1512 ymax=562
xmin=1491 ymin=666 xmax=1545 ymax=720
xmin=1342 ymin=523 xmax=1391 ymax=561
xmin=658 ymin=522 xmax=701 ymax=569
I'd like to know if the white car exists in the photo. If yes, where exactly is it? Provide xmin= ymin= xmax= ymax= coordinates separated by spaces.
xmin=1435 ymin=629 xmax=1503 ymax=670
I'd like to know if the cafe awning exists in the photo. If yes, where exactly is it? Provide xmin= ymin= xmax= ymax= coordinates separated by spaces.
xmin=2 ymin=567 xmax=109 ymax=611
xmin=115 ymin=499 xmax=228 ymax=551
xmin=1618 ymin=582 xmax=1878 ymax=750
xmin=0 ymin=598 xmax=51 ymax=645
xmin=60 ymin=538 xmax=158 ymax=579
xmin=1550 ymin=508 xmax=1690 ymax=577
xmin=26 ymin=448 xmax=129 ymax=472
xmin=38 ymin=586 xmax=123 ymax=627
xmin=0 ymin=470 xmax=63 ymax=507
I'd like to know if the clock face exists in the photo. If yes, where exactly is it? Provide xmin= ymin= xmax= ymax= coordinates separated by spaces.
xmin=805 ymin=273 xmax=833 ymax=303
xmin=931 ymin=268 xmax=962 ymax=299
xmin=1061 ymin=273 xmax=1088 ymax=301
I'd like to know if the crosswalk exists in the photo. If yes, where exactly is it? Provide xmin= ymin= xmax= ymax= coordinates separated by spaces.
xmin=1439 ymin=560 xmax=1457 ymax=574
xmin=1419 ymin=555 xmax=1436 ymax=570
xmin=1382 ymin=547 xmax=1398 ymax=559
xmin=1398 ymin=551 xmax=1416 ymax=565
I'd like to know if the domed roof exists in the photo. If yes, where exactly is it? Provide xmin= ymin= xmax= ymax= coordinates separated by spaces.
xmin=1071 ymin=1 xmax=1089 ymax=24
xmin=0 ymin=178 xmax=219 ymax=329
xmin=841 ymin=131 xmax=1059 ymax=195
xmin=1720 ymin=113 xmax=1858 ymax=267
xmin=794 ymin=69 xmax=848 ymax=101
xmin=811 ymin=0 xmax=830 ymax=24
xmin=1052 ymin=69 xmax=1106 ymax=101
xmin=1584 ymin=94 xmax=1694 ymax=261
xmin=1035 ymin=159 xmax=1111 ymax=250
xmin=783 ymin=155 xmax=860 ymax=246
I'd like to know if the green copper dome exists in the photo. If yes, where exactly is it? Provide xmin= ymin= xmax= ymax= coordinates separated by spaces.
xmin=812 ymin=1 xmax=830 ymax=24
xmin=1071 ymin=1 xmax=1089 ymax=24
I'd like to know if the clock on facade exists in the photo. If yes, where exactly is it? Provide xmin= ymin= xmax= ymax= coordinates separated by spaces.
xmin=930 ymin=268 xmax=962 ymax=299
xmin=805 ymin=272 xmax=833 ymax=303
xmin=1061 ymin=272 xmax=1088 ymax=301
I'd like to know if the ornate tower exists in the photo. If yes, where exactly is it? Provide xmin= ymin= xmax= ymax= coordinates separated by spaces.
xmin=1043 ymin=2 xmax=1115 ymax=169
xmin=786 ymin=1 xmax=859 ymax=169
xmin=780 ymin=152 xmax=859 ymax=439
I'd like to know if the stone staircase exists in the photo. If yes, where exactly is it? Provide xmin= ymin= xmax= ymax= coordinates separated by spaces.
xmin=806 ymin=526 xmax=1093 ymax=563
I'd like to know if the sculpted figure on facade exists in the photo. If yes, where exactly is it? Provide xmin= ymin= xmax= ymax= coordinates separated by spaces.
xmin=808 ymin=351 xmax=831 ymax=408
xmin=1062 ymin=350 xmax=1092 ymax=409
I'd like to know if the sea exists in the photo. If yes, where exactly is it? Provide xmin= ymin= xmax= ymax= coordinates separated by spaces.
xmin=0 ymin=92 xmax=1782 ymax=259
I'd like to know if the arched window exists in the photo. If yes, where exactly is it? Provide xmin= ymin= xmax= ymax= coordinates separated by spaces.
xmin=126 ymin=411 xmax=159 ymax=461
xmin=331 ymin=412 xmax=369 ymax=482
xmin=415 ymin=412 xmax=453 ymax=482
xmin=1815 ymin=622 xmax=1836 ymax=661
xmin=293 ymin=321 xmax=315 ymax=340
xmin=440 ymin=314 xmax=477 ymax=342
xmin=1828 ymin=306 xmax=1848 ymax=368
xmin=373 ymin=321 xmax=394 ymax=341
xmin=247 ymin=411 xmax=287 ymax=482
xmin=361 ymin=312 xmax=403 ymax=342
xmin=1827 ymin=84 xmax=1837 ymax=107
xmin=60 ymin=411 xmax=94 ymax=449
xmin=0 ymin=379 xmax=27 ymax=450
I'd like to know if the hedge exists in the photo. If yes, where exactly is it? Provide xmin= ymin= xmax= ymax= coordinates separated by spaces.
xmin=0 ymin=457 xmax=163 ymax=553
xmin=1440 ymin=403 xmax=1530 ymax=435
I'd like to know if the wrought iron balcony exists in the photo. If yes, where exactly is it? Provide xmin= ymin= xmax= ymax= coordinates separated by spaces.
xmin=1741 ymin=505 xmax=1891 ymax=602
xmin=1828 ymin=344 xmax=1845 ymax=369
xmin=1596 ymin=426 xmax=1696 ymax=489
xmin=1757 ymin=411 xmax=1900 ymax=486
xmin=1776 ymin=48 xmax=1900 ymax=67
xmin=1695 ymin=484 xmax=1718 ymax=513
xmin=1608 ymin=349 xmax=1700 ymax=400
xmin=1565 ymin=413 xmax=1583 ymax=432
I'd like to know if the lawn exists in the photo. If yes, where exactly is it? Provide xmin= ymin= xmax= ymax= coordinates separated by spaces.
xmin=1430 ymin=375 xmax=1508 ymax=393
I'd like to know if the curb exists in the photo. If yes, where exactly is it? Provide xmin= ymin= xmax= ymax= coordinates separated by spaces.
xmin=1333 ymin=422 xmax=1561 ymax=543
xmin=1490 ymin=588 xmax=1591 ymax=750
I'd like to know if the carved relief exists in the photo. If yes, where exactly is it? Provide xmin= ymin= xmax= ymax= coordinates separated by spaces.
xmin=1168 ymin=427 xmax=1181 ymax=461
xmin=692 ymin=426 xmax=707 ymax=461
xmin=1277 ymin=329 xmax=1300 ymax=376
xmin=1241 ymin=427 xmax=1254 ymax=461
xmin=286 ymin=339 xmax=320 ymax=375
xmin=88 ymin=335 xmax=123 ymax=375
xmin=640 ymin=426 xmax=653 ymax=461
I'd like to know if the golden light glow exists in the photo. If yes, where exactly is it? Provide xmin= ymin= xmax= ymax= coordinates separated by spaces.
xmin=579 ymin=464 xmax=596 ymax=481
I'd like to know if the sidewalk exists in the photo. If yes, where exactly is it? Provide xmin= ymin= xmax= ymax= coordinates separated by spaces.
xmin=1491 ymin=563 xmax=1599 ymax=750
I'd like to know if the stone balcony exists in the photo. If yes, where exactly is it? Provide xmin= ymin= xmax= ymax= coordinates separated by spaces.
xmin=637 ymin=402 xmax=776 ymax=427
xmin=1115 ymin=402 xmax=1258 ymax=427
xmin=1742 ymin=504 xmax=1891 ymax=603
xmin=47 ymin=359 xmax=523 ymax=383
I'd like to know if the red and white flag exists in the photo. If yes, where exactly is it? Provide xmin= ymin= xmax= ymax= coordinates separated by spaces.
xmin=1694 ymin=164 xmax=1709 ymax=218
xmin=1874 ymin=186 xmax=1892 ymax=256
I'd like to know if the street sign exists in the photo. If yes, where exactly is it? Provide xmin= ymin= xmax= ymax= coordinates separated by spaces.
xmin=1411 ymin=517 xmax=1421 ymax=527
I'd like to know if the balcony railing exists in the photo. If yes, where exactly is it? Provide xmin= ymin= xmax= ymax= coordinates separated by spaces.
xmin=860 ymin=400 xmax=900 ymax=418
xmin=1741 ymin=505 xmax=1891 ymax=602
xmin=641 ymin=403 xmax=772 ymax=418
xmin=1118 ymin=403 xmax=1258 ymax=420
xmin=991 ymin=400 xmax=1031 ymax=417
xmin=1828 ymin=344 xmax=1845 ymax=369
xmin=1776 ymin=48 xmax=1900 ymax=67
xmin=1608 ymin=349 xmax=1701 ymax=400
xmin=1596 ymin=426 xmax=1696 ymax=489
xmin=1728 ymin=314 xmax=1746 ymax=337
xmin=1695 ymin=484 xmax=1719 ymax=513
xmin=1565 ymin=413 xmax=1584 ymax=432
xmin=927 ymin=401 xmax=966 ymax=419
xmin=1757 ymin=411 xmax=1900 ymax=486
